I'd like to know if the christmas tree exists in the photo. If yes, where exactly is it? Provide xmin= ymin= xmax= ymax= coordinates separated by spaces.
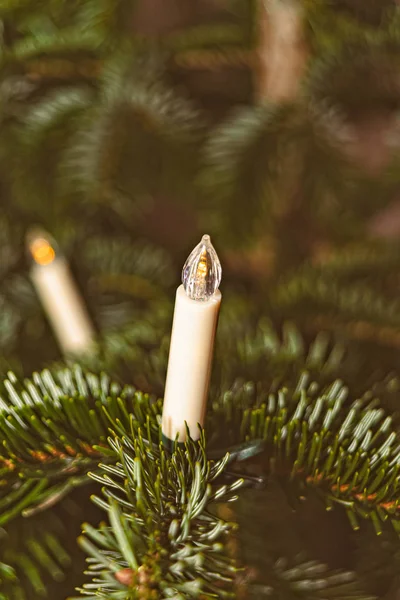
xmin=1 ymin=0 xmax=400 ymax=598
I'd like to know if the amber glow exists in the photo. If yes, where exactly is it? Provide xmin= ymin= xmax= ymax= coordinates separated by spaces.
xmin=197 ymin=250 xmax=208 ymax=280
xmin=29 ymin=237 xmax=56 ymax=265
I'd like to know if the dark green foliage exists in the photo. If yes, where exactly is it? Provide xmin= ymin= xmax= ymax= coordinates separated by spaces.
xmin=0 ymin=510 xmax=72 ymax=599
xmin=355 ymin=528 xmax=400 ymax=596
xmin=307 ymin=39 xmax=400 ymax=115
xmin=11 ymin=87 xmax=94 ymax=219
xmin=75 ymin=0 xmax=140 ymax=46
xmin=305 ymin=0 xmax=400 ymax=52
xmin=323 ymin=0 xmax=397 ymax=27
xmin=271 ymin=243 xmax=400 ymax=359
xmin=64 ymin=70 xmax=204 ymax=217
xmin=0 ymin=485 xmax=103 ymax=600
xmin=201 ymin=101 xmax=352 ymax=254
xmin=273 ymin=264 xmax=400 ymax=328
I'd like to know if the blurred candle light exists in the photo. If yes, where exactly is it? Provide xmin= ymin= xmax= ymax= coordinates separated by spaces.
xmin=27 ymin=229 xmax=95 ymax=356
xmin=162 ymin=234 xmax=222 ymax=446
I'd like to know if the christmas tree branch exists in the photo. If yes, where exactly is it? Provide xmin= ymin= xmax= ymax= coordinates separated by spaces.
xmin=226 ymin=377 xmax=400 ymax=533
xmin=74 ymin=430 xmax=244 ymax=599
xmin=0 ymin=366 xmax=161 ymax=525
xmin=201 ymin=101 xmax=352 ymax=248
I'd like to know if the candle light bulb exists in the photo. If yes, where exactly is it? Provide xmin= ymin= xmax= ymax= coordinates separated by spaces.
xmin=29 ymin=237 xmax=56 ymax=266
xmin=162 ymin=234 xmax=222 ymax=445
xmin=27 ymin=228 xmax=95 ymax=356
xmin=27 ymin=229 xmax=58 ymax=266
xmin=182 ymin=234 xmax=222 ymax=301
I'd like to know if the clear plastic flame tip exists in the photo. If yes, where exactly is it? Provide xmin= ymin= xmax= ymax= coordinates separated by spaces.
xmin=182 ymin=234 xmax=222 ymax=301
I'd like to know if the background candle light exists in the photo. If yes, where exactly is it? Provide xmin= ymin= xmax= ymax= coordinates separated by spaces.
xmin=27 ymin=229 xmax=95 ymax=356
xmin=162 ymin=234 xmax=222 ymax=445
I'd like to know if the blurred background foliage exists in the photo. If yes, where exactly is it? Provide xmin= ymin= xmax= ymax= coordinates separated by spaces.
xmin=1 ymin=0 xmax=400 ymax=376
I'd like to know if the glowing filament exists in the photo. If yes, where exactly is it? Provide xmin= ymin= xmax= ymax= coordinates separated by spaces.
xmin=182 ymin=234 xmax=221 ymax=301
xmin=29 ymin=237 xmax=56 ymax=266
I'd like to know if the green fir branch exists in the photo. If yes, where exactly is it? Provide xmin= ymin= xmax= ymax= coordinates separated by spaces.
xmin=63 ymin=75 xmax=204 ymax=216
xmin=306 ymin=37 xmax=400 ymax=115
xmin=76 ymin=0 xmax=138 ymax=47
xmin=272 ymin=264 xmax=400 ymax=347
xmin=218 ymin=375 xmax=400 ymax=534
xmin=0 ymin=366 xmax=160 ymax=525
xmin=0 ymin=510 xmax=72 ymax=600
xmin=305 ymin=0 xmax=400 ymax=52
xmin=9 ymin=86 xmax=94 ymax=218
xmin=4 ymin=29 xmax=102 ymax=63
xmin=74 ymin=430 xmax=244 ymax=599
xmin=200 ymin=101 xmax=352 ymax=248
xmin=248 ymin=556 xmax=375 ymax=600
xmin=83 ymin=236 xmax=175 ymax=297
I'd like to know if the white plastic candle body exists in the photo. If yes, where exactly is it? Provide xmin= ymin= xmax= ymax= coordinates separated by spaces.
xmin=162 ymin=284 xmax=221 ymax=442
xmin=30 ymin=257 xmax=95 ymax=355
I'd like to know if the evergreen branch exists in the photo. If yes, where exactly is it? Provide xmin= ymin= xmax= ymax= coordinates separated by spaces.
xmin=4 ymin=29 xmax=102 ymax=63
xmin=222 ymin=378 xmax=400 ymax=533
xmin=305 ymin=0 xmax=400 ymax=51
xmin=248 ymin=556 xmax=375 ymax=600
xmin=214 ymin=317 xmax=345 ymax=397
xmin=200 ymin=101 xmax=352 ymax=247
xmin=85 ymin=311 xmax=169 ymax=394
xmin=306 ymin=37 xmax=400 ymax=114
xmin=21 ymin=87 xmax=93 ymax=139
xmin=9 ymin=86 xmax=93 ymax=216
xmin=201 ymin=102 xmax=289 ymax=243
xmin=83 ymin=236 xmax=175 ymax=293
xmin=75 ymin=0 xmax=138 ymax=45
xmin=309 ymin=243 xmax=400 ymax=280
xmin=74 ymin=430 xmax=244 ymax=599
xmin=0 ymin=509 xmax=72 ymax=600
xmin=64 ymin=76 xmax=203 ymax=213
xmin=0 ymin=366 xmax=161 ymax=524
xmin=272 ymin=266 xmax=400 ymax=341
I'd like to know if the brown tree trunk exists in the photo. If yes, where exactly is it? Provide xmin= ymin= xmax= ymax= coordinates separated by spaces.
xmin=256 ymin=0 xmax=308 ymax=102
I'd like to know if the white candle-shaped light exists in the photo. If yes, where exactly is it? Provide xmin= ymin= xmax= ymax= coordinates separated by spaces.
xmin=27 ymin=230 xmax=95 ymax=356
xmin=162 ymin=234 xmax=222 ymax=446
